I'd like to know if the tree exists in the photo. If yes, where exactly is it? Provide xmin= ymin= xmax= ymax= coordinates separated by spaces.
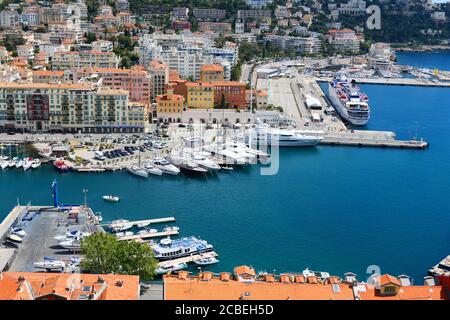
xmin=81 ymin=233 xmax=157 ymax=281
xmin=86 ymin=32 xmax=97 ymax=44
xmin=119 ymin=56 xmax=132 ymax=68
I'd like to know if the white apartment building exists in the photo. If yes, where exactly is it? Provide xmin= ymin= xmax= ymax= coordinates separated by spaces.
xmin=52 ymin=51 xmax=120 ymax=70
xmin=326 ymin=29 xmax=361 ymax=53
xmin=0 ymin=9 xmax=20 ymax=29
xmin=139 ymin=34 xmax=237 ymax=80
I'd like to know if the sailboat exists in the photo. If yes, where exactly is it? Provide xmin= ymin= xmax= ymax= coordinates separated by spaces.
xmin=126 ymin=135 xmax=148 ymax=178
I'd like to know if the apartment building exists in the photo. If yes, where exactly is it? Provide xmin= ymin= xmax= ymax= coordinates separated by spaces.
xmin=368 ymin=43 xmax=393 ymax=71
xmin=116 ymin=0 xmax=130 ymax=12
xmin=74 ymin=66 xmax=152 ymax=105
xmin=193 ymin=8 xmax=226 ymax=21
xmin=0 ymin=9 xmax=20 ymax=29
xmin=52 ymin=51 xmax=120 ymax=70
xmin=326 ymin=29 xmax=361 ymax=53
xmin=246 ymin=0 xmax=272 ymax=9
xmin=265 ymin=35 xmax=321 ymax=54
xmin=237 ymin=10 xmax=272 ymax=20
xmin=0 ymin=82 xmax=146 ymax=133
xmin=212 ymin=81 xmax=247 ymax=109
xmin=184 ymin=82 xmax=214 ymax=109
xmin=32 ymin=70 xmax=66 ymax=83
xmin=148 ymin=59 xmax=169 ymax=102
xmin=156 ymin=84 xmax=184 ymax=123
xmin=20 ymin=6 xmax=41 ymax=27
xmin=200 ymin=64 xmax=225 ymax=82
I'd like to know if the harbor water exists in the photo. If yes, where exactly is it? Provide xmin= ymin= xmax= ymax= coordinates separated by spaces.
xmin=1 ymin=52 xmax=449 ymax=282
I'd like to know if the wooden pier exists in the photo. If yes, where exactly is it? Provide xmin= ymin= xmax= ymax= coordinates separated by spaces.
xmin=117 ymin=229 xmax=179 ymax=241
xmin=157 ymin=251 xmax=218 ymax=268
xmin=103 ymin=217 xmax=176 ymax=229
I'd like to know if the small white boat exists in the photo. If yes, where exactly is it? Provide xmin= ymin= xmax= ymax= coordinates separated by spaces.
xmin=220 ymin=165 xmax=234 ymax=171
xmin=54 ymin=230 xmax=90 ymax=242
xmin=11 ymin=227 xmax=26 ymax=237
xmin=163 ymin=226 xmax=180 ymax=232
xmin=135 ymin=221 xmax=151 ymax=228
xmin=31 ymin=159 xmax=41 ymax=169
xmin=153 ymin=158 xmax=180 ymax=175
xmin=8 ymin=234 xmax=23 ymax=243
xmin=110 ymin=219 xmax=134 ymax=232
xmin=103 ymin=195 xmax=120 ymax=202
xmin=0 ymin=160 xmax=8 ymax=170
xmin=95 ymin=215 xmax=103 ymax=223
xmin=23 ymin=158 xmax=32 ymax=171
xmin=59 ymin=239 xmax=81 ymax=250
xmin=144 ymin=163 xmax=163 ymax=176
xmin=194 ymin=256 xmax=220 ymax=266
xmin=15 ymin=158 xmax=23 ymax=169
xmin=115 ymin=231 xmax=134 ymax=237
xmin=137 ymin=228 xmax=158 ymax=235
xmin=127 ymin=165 xmax=148 ymax=178
xmin=155 ymin=262 xmax=188 ymax=275
xmin=8 ymin=159 xmax=15 ymax=168
xmin=33 ymin=257 xmax=66 ymax=270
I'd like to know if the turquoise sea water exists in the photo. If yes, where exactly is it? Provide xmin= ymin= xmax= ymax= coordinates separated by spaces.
xmin=1 ymin=52 xmax=449 ymax=282
xmin=396 ymin=50 xmax=450 ymax=70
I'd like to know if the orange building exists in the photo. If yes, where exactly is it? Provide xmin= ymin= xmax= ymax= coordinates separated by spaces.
xmin=163 ymin=266 xmax=449 ymax=300
xmin=0 ymin=272 xmax=140 ymax=300
xmin=156 ymin=84 xmax=185 ymax=122
xmin=212 ymin=81 xmax=247 ymax=109
xmin=200 ymin=64 xmax=224 ymax=82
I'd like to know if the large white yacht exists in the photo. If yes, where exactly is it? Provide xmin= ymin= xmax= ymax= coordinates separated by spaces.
xmin=153 ymin=157 xmax=180 ymax=175
xmin=246 ymin=126 xmax=324 ymax=147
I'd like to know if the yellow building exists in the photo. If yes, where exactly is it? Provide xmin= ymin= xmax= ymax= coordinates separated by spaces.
xmin=186 ymin=82 xmax=214 ymax=109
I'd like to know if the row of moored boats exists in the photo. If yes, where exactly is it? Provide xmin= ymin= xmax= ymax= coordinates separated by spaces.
xmin=0 ymin=156 xmax=41 ymax=171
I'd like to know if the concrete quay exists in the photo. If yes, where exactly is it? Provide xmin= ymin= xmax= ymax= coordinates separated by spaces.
xmin=321 ymin=131 xmax=428 ymax=149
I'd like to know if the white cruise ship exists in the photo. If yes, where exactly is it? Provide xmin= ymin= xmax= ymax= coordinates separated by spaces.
xmin=245 ymin=126 xmax=324 ymax=147
xmin=327 ymin=74 xmax=370 ymax=126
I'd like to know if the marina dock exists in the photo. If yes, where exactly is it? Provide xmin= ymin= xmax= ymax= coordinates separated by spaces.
xmin=316 ymin=77 xmax=450 ymax=88
xmin=118 ymin=229 xmax=179 ymax=241
xmin=157 ymin=251 xmax=218 ymax=268
xmin=103 ymin=217 xmax=176 ymax=229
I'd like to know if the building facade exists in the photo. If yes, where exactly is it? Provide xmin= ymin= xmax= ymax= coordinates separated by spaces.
xmin=52 ymin=51 xmax=120 ymax=70
xmin=0 ymin=82 xmax=147 ymax=133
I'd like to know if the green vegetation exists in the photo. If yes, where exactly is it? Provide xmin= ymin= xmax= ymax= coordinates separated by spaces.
xmin=113 ymin=31 xmax=140 ymax=68
xmin=0 ymin=34 xmax=25 ymax=57
xmin=230 ymin=63 xmax=241 ymax=81
xmin=81 ymin=233 xmax=158 ymax=281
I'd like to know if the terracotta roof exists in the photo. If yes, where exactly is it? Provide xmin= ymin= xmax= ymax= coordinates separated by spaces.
xmin=212 ymin=81 xmax=246 ymax=87
xmin=164 ymin=273 xmax=355 ymax=300
xmin=200 ymin=64 xmax=224 ymax=72
xmin=234 ymin=265 xmax=256 ymax=277
xmin=1 ymin=272 xmax=140 ymax=300
xmin=358 ymin=284 xmax=446 ymax=300
xmin=156 ymin=93 xmax=184 ymax=102
xmin=379 ymin=274 xmax=401 ymax=286
xmin=33 ymin=70 xmax=65 ymax=77
xmin=149 ymin=59 xmax=168 ymax=70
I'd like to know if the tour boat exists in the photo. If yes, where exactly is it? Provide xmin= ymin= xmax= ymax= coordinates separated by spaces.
xmin=155 ymin=262 xmax=188 ymax=275
xmin=53 ymin=159 xmax=70 ymax=172
xmin=102 ymin=195 xmax=120 ymax=202
xmin=194 ymin=256 xmax=220 ymax=266
xmin=152 ymin=236 xmax=214 ymax=261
